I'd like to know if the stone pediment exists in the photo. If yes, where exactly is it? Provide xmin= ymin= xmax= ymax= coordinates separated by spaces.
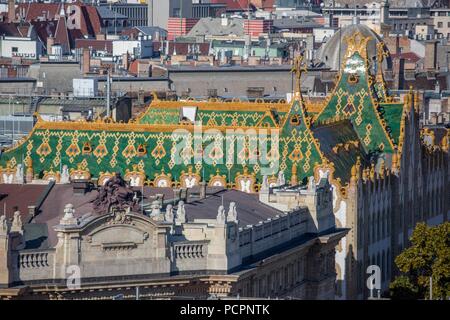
xmin=54 ymin=207 xmax=171 ymax=277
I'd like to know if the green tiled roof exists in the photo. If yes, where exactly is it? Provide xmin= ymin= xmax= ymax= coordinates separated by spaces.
xmin=315 ymin=52 xmax=396 ymax=155
xmin=312 ymin=120 xmax=369 ymax=184
xmin=0 ymin=31 xmax=407 ymax=190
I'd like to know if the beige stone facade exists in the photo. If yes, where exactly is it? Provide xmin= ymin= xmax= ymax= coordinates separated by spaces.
xmin=0 ymin=178 xmax=346 ymax=300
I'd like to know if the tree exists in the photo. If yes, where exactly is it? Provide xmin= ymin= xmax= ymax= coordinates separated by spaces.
xmin=389 ymin=222 xmax=450 ymax=300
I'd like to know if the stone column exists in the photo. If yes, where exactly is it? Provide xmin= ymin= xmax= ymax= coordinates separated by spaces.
xmin=53 ymin=204 xmax=81 ymax=281
xmin=0 ymin=215 xmax=12 ymax=287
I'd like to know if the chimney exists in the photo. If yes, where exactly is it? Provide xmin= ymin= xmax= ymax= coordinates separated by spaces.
xmin=425 ymin=41 xmax=438 ymax=71
xmin=395 ymin=35 xmax=400 ymax=55
xmin=393 ymin=57 xmax=405 ymax=90
xmin=82 ymin=48 xmax=90 ymax=74
xmin=47 ymin=36 xmax=54 ymax=55
xmin=8 ymin=0 xmax=15 ymax=23
xmin=122 ymin=52 xmax=129 ymax=70
xmin=199 ymin=181 xmax=207 ymax=199
xmin=96 ymin=33 xmax=106 ymax=40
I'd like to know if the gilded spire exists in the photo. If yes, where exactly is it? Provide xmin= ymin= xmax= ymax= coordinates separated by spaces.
xmin=379 ymin=159 xmax=385 ymax=175
xmin=392 ymin=152 xmax=399 ymax=171
xmin=343 ymin=32 xmax=372 ymax=60
xmin=369 ymin=163 xmax=375 ymax=180
xmin=442 ymin=135 xmax=449 ymax=152
xmin=25 ymin=157 xmax=33 ymax=182
xmin=291 ymin=164 xmax=298 ymax=186
xmin=291 ymin=54 xmax=307 ymax=97
xmin=350 ymin=164 xmax=358 ymax=183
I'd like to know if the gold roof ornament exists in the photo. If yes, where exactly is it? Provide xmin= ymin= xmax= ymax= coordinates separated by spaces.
xmin=291 ymin=164 xmax=298 ymax=186
xmin=379 ymin=159 xmax=385 ymax=176
xmin=369 ymin=163 xmax=375 ymax=180
xmin=343 ymin=32 xmax=372 ymax=60
xmin=350 ymin=164 xmax=358 ymax=183
xmin=376 ymin=42 xmax=389 ymax=66
xmin=441 ymin=134 xmax=449 ymax=152
xmin=392 ymin=152 xmax=399 ymax=171
xmin=291 ymin=54 xmax=307 ymax=98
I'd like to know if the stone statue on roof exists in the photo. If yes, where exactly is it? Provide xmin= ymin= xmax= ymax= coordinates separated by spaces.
xmin=92 ymin=172 xmax=139 ymax=215
xmin=15 ymin=164 xmax=24 ymax=184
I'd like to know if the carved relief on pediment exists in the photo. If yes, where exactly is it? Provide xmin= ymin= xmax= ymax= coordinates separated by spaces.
xmin=82 ymin=210 xmax=156 ymax=252
xmin=106 ymin=208 xmax=134 ymax=225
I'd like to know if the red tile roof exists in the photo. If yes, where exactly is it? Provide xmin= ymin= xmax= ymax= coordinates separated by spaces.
xmin=391 ymin=52 xmax=421 ymax=63
xmin=75 ymin=39 xmax=113 ymax=53
xmin=54 ymin=15 xmax=70 ymax=53
xmin=16 ymin=2 xmax=101 ymax=37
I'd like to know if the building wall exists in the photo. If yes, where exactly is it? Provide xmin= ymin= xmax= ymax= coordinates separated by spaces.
xmin=168 ymin=68 xmax=293 ymax=98
xmin=96 ymin=78 xmax=169 ymax=95
xmin=105 ymin=4 xmax=148 ymax=28
xmin=0 ymin=38 xmax=41 ymax=59
xmin=0 ymin=182 xmax=345 ymax=300
xmin=152 ymin=0 xmax=193 ymax=30
xmin=112 ymin=40 xmax=153 ymax=58
xmin=27 ymin=62 xmax=83 ymax=95
xmin=338 ymin=98 xmax=449 ymax=300
xmin=431 ymin=9 xmax=450 ymax=39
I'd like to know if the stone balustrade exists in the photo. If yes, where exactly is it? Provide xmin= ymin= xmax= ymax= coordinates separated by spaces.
xmin=17 ymin=250 xmax=53 ymax=269
xmin=173 ymin=242 xmax=207 ymax=259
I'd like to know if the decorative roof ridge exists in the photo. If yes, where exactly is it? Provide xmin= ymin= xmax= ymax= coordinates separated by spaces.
xmin=365 ymin=65 xmax=397 ymax=152
xmin=311 ymin=116 xmax=352 ymax=129
xmin=134 ymin=94 xmax=291 ymax=124
xmin=1 ymin=111 xmax=283 ymax=159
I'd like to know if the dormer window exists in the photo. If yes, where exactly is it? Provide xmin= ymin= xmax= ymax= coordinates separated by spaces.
xmin=348 ymin=73 xmax=359 ymax=85
xmin=290 ymin=114 xmax=301 ymax=126
xmin=180 ymin=106 xmax=197 ymax=124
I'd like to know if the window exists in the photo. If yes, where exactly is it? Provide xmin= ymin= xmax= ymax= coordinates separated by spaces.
xmin=447 ymin=22 xmax=450 ymax=28
xmin=12 ymin=47 xmax=18 ymax=53
xmin=438 ymin=21 xmax=443 ymax=28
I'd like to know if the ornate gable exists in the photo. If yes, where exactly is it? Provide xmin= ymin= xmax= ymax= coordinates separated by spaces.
xmin=315 ymin=32 xmax=397 ymax=155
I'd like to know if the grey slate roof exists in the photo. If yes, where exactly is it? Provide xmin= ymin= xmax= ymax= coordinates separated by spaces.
xmin=135 ymin=26 xmax=168 ymax=36
xmin=96 ymin=6 xmax=127 ymax=19
xmin=273 ymin=19 xmax=322 ymax=30
xmin=188 ymin=18 xmax=244 ymax=37
xmin=181 ymin=189 xmax=284 ymax=227
xmin=326 ymin=0 xmax=428 ymax=7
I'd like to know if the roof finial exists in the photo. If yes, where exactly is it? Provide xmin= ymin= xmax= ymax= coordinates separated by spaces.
xmin=291 ymin=54 xmax=307 ymax=98
xmin=350 ymin=164 xmax=358 ymax=183
xmin=392 ymin=152 xmax=399 ymax=171
xmin=441 ymin=135 xmax=448 ymax=152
